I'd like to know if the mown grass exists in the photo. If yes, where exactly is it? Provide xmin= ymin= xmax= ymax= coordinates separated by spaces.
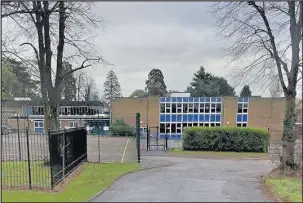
xmin=2 ymin=162 xmax=139 ymax=202
xmin=168 ymin=148 xmax=268 ymax=158
xmin=2 ymin=161 xmax=51 ymax=188
xmin=265 ymin=175 xmax=302 ymax=202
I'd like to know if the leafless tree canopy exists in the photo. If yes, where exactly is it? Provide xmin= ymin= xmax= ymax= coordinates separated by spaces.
xmin=2 ymin=1 xmax=108 ymax=129
xmin=213 ymin=2 xmax=302 ymax=93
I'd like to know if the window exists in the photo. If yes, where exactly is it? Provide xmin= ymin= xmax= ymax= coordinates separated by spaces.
xmin=165 ymin=103 xmax=171 ymax=113
xmin=204 ymin=123 xmax=209 ymax=127
xmin=194 ymin=103 xmax=199 ymax=113
xmin=215 ymin=123 xmax=220 ymax=127
xmin=165 ymin=123 xmax=170 ymax=133
xmin=160 ymin=104 xmax=165 ymax=113
xmin=205 ymin=103 xmax=210 ymax=113
xmin=199 ymin=123 xmax=203 ymax=127
xmin=200 ymin=103 xmax=205 ymax=113
xmin=188 ymin=103 xmax=193 ymax=113
xmin=35 ymin=122 xmax=38 ymax=127
xmin=34 ymin=121 xmax=44 ymax=128
xmin=211 ymin=103 xmax=216 ymax=113
xmin=176 ymin=123 xmax=182 ymax=133
xmin=171 ymin=123 xmax=176 ymax=133
xmin=216 ymin=103 xmax=221 ymax=113
xmin=182 ymin=123 xmax=188 ymax=128
xmin=193 ymin=123 xmax=198 ymax=127
xmin=210 ymin=123 xmax=215 ymax=127
xmin=177 ymin=103 xmax=182 ymax=113
xmin=188 ymin=123 xmax=193 ymax=127
xmin=183 ymin=103 xmax=188 ymax=113
xmin=160 ymin=123 xmax=165 ymax=133
xmin=237 ymin=98 xmax=249 ymax=127
xmin=69 ymin=121 xmax=77 ymax=128
xmin=172 ymin=103 xmax=176 ymax=113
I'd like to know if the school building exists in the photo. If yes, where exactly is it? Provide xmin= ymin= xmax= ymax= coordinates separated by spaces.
xmin=2 ymin=100 xmax=110 ymax=134
xmin=111 ymin=93 xmax=301 ymax=141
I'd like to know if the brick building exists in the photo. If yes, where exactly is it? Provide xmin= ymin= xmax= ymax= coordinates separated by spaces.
xmin=112 ymin=94 xmax=290 ymax=141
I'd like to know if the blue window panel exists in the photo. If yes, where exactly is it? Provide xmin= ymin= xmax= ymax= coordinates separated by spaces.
xmin=183 ymin=114 xmax=188 ymax=122
xmin=177 ymin=115 xmax=182 ymax=122
xmin=171 ymin=115 xmax=177 ymax=122
xmin=172 ymin=97 xmax=177 ymax=102
xmin=238 ymin=97 xmax=243 ymax=102
xmin=177 ymin=97 xmax=182 ymax=102
xmin=199 ymin=114 xmax=205 ymax=122
xmin=166 ymin=97 xmax=171 ymax=102
xmin=160 ymin=134 xmax=166 ymax=139
xmin=171 ymin=134 xmax=176 ymax=139
xmin=205 ymin=114 xmax=210 ymax=122
xmin=165 ymin=114 xmax=171 ymax=122
xmin=189 ymin=97 xmax=194 ymax=102
xmin=193 ymin=114 xmax=199 ymax=122
xmin=194 ymin=97 xmax=199 ymax=102
xmin=35 ymin=128 xmax=44 ymax=133
xmin=211 ymin=97 xmax=216 ymax=102
xmin=188 ymin=114 xmax=193 ymax=122
xmin=216 ymin=114 xmax=221 ymax=122
xmin=217 ymin=97 xmax=222 ymax=103
xmin=160 ymin=114 xmax=165 ymax=122
xmin=242 ymin=114 xmax=248 ymax=122
xmin=183 ymin=97 xmax=189 ymax=102
xmin=205 ymin=97 xmax=210 ymax=102
xmin=177 ymin=135 xmax=182 ymax=140
xmin=160 ymin=97 xmax=165 ymax=103
xmin=244 ymin=97 xmax=249 ymax=103
xmin=237 ymin=114 xmax=242 ymax=122
xmin=210 ymin=114 xmax=216 ymax=122
xmin=200 ymin=97 xmax=205 ymax=103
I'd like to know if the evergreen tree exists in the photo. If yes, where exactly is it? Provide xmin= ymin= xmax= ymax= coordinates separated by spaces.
xmin=102 ymin=70 xmax=122 ymax=105
xmin=145 ymin=69 xmax=167 ymax=96
xmin=130 ymin=89 xmax=147 ymax=98
xmin=240 ymin=85 xmax=252 ymax=97
xmin=62 ymin=61 xmax=77 ymax=101
xmin=186 ymin=66 xmax=235 ymax=97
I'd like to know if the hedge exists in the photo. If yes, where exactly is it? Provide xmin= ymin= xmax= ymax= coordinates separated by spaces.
xmin=110 ymin=119 xmax=135 ymax=136
xmin=182 ymin=127 xmax=268 ymax=152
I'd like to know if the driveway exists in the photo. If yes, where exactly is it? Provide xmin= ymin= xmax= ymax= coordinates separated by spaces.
xmin=90 ymin=156 xmax=274 ymax=202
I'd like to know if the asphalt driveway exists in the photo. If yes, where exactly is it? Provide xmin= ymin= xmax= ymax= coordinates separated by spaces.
xmin=90 ymin=156 xmax=274 ymax=202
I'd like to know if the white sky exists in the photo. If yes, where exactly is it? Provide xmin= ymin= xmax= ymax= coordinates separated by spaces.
xmin=2 ymin=2 xmax=301 ymax=98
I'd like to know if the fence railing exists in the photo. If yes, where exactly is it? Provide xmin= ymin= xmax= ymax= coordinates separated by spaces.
xmin=1 ymin=122 xmax=88 ymax=190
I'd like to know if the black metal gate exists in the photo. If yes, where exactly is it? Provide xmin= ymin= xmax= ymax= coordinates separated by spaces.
xmin=146 ymin=126 xmax=168 ymax=151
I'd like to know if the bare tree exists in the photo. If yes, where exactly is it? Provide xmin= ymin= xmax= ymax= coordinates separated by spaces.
xmin=82 ymin=74 xmax=100 ymax=102
xmin=269 ymin=74 xmax=283 ymax=98
xmin=2 ymin=1 xmax=107 ymax=130
xmin=213 ymin=1 xmax=302 ymax=173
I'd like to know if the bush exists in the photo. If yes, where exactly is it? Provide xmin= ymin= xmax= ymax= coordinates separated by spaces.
xmin=110 ymin=119 xmax=135 ymax=136
xmin=183 ymin=127 xmax=268 ymax=152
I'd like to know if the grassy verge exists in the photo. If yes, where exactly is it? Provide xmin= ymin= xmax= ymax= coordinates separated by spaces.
xmin=168 ymin=148 xmax=268 ymax=159
xmin=264 ymin=174 xmax=302 ymax=202
xmin=2 ymin=162 xmax=139 ymax=202
xmin=2 ymin=161 xmax=51 ymax=188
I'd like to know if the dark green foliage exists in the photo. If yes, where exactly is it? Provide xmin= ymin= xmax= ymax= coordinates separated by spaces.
xmin=110 ymin=119 xmax=135 ymax=136
xmin=62 ymin=61 xmax=77 ymax=101
xmin=186 ymin=66 xmax=235 ymax=97
xmin=240 ymin=85 xmax=252 ymax=97
xmin=183 ymin=127 xmax=268 ymax=152
xmin=130 ymin=89 xmax=147 ymax=98
xmin=2 ymin=58 xmax=39 ymax=100
xmin=146 ymin=69 xmax=167 ymax=96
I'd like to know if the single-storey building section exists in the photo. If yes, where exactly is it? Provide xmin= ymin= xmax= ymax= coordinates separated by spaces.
xmin=111 ymin=94 xmax=290 ymax=141
xmin=2 ymin=100 xmax=110 ymax=134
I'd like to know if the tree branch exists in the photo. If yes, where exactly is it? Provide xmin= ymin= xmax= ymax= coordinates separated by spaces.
xmin=20 ymin=42 xmax=39 ymax=63
xmin=61 ymin=57 xmax=101 ymax=78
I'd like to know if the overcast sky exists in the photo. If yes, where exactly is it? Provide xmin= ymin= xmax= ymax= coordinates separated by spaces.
xmin=86 ymin=2 xmax=254 ymax=97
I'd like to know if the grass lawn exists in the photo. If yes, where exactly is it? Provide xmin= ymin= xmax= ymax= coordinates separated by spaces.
xmin=168 ymin=148 xmax=268 ymax=159
xmin=265 ymin=175 xmax=302 ymax=202
xmin=2 ymin=162 xmax=139 ymax=202
xmin=2 ymin=161 xmax=51 ymax=188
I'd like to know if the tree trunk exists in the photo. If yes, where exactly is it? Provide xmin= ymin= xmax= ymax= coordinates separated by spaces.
xmin=281 ymin=94 xmax=297 ymax=174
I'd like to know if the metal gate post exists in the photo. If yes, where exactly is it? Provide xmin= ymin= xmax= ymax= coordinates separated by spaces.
xmin=165 ymin=134 xmax=168 ymax=151
xmin=136 ymin=113 xmax=141 ymax=163
xmin=26 ymin=127 xmax=32 ymax=189
xmin=146 ymin=124 xmax=149 ymax=151
xmin=48 ymin=129 xmax=54 ymax=190
xmin=17 ymin=115 xmax=21 ymax=161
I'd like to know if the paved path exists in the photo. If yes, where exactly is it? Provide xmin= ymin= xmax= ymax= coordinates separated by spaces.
xmin=90 ymin=156 xmax=274 ymax=202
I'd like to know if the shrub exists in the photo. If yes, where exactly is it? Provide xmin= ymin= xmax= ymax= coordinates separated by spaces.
xmin=183 ymin=127 xmax=268 ymax=152
xmin=110 ymin=119 xmax=135 ymax=136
